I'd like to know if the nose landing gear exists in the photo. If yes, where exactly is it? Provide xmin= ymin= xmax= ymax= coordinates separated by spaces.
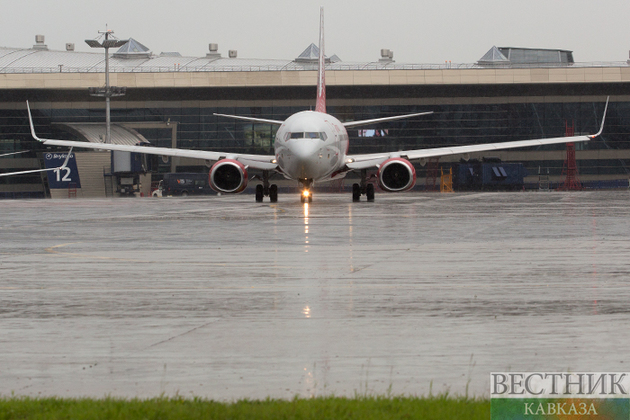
xmin=299 ymin=178 xmax=313 ymax=203
xmin=300 ymin=189 xmax=312 ymax=203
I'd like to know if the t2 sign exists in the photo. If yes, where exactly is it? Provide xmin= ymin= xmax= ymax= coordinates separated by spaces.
xmin=44 ymin=152 xmax=81 ymax=189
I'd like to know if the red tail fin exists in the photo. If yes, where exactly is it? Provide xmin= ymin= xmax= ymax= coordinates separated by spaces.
xmin=315 ymin=7 xmax=326 ymax=114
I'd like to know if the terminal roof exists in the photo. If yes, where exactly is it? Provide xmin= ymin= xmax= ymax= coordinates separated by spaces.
xmin=0 ymin=39 xmax=620 ymax=74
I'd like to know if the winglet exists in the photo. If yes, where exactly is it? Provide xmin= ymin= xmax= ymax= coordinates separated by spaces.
xmin=589 ymin=96 xmax=609 ymax=139
xmin=26 ymin=101 xmax=44 ymax=142
xmin=315 ymin=7 xmax=326 ymax=114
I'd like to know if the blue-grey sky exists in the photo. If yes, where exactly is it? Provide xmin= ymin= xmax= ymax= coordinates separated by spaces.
xmin=2 ymin=0 xmax=629 ymax=63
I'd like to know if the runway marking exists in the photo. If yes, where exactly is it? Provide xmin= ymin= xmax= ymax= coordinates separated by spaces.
xmin=45 ymin=242 xmax=82 ymax=253
xmin=269 ymin=204 xmax=286 ymax=212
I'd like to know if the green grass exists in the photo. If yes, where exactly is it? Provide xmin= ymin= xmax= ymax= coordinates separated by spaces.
xmin=0 ymin=395 xmax=490 ymax=420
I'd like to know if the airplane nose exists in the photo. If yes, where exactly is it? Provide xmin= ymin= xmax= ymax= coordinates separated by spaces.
xmin=288 ymin=139 xmax=322 ymax=178
xmin=291 ymin=139 xmax=320 ymax=160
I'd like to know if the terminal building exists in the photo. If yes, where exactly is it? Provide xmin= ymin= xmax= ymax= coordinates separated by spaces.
xmin=1 ymin=35 xmax=629 ymax=198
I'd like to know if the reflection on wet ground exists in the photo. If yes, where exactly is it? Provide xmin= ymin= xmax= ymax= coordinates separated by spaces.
xmin=1 ymin=191 xmax=629 ymax=399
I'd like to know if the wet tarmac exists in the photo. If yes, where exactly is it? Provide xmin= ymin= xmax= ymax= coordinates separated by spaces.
xmin=1 ymin=191 xmax=630 ymax=399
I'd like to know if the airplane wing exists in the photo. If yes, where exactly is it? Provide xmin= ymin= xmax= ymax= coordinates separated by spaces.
xmin=27 ymin=102 xmax=278 ymax=171
xmin=346 ymin=99 xmax=608 ymax=170
xmin=0 ymin=147 xmax=73 ymax=178
xmin=0 ymin=151 xmax=30 ymax=158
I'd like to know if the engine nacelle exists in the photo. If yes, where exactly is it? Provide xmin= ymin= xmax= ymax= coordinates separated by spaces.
xmin=377 ymin=158 xmax=416 ymax=192
xmin=209 ymin=159 xmax=248 ymax=193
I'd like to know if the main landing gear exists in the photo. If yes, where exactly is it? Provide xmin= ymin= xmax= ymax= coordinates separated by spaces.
xmin=255 ymin=170 xmax=278 ymax=203
xmin=352 ymin=169 xmax=375 ymax=202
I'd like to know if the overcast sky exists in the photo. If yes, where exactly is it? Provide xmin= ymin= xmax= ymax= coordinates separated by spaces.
xmin=1 ymin=0 xmax=629 ymax=64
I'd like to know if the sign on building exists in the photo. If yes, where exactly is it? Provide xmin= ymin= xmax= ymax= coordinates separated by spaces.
xmin=44 ymin=152 xmax=81 ymax=189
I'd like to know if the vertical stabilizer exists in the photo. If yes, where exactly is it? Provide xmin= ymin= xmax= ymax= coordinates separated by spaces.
xmin=315 ymin=7 xmax=326 ymax=113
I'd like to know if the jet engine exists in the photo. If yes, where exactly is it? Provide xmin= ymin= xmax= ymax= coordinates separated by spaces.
xmin=209 ymin=159 xmax=248 ymax=193
xmin=377 ymin=158 xmax=416 ymax=192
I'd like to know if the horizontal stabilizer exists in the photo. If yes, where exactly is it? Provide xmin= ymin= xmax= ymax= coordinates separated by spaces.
xmin=213 ymin=113 xmax=284 ymax=125
xmin=343 ymin=112 xmax=433 ymax=128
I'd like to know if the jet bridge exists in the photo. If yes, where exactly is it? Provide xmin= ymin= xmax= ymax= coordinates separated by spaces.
xmin=51 ymin=123 xmax=153 ymax=197
xmin=53 ymin=123 xmax=150 ymax=146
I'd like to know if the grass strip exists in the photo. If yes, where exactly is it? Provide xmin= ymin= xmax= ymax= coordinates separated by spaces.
xmin=0 ymin=395 xmax=489 ymax=420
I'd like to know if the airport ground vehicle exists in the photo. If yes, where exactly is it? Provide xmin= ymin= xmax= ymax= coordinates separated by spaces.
xmin=154 ymin=173 xmax=213 ymax=197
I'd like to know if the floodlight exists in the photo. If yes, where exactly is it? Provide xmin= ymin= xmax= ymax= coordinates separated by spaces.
xmin=102 ymin=39 xmax=127 ymax=49
xmin=84 ymin=29 xmax=127 ymax=145
xmin=85 ymin=39 xmax=103 ymax=48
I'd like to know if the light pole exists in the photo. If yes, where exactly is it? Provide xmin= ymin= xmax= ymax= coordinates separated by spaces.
xmin=85 ymin=30 xmax=127 ymax=144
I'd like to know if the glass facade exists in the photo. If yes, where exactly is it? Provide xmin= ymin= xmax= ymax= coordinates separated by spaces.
xmin=498 ymin=48 xmax=574 ymax=65
xmin=1 ymin=85 xmax=629 ymax=196
xmin=15 ymin=102 xmax=625 ymax=152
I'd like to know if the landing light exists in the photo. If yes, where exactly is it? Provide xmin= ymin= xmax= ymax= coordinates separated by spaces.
xmin=302 ymin=190 xmax=311 ymax=198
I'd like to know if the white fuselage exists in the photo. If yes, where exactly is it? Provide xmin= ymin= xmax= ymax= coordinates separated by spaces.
xmin=274 ymin=111 xmax=349 ymax=183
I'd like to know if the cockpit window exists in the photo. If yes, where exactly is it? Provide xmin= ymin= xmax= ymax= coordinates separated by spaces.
xmin=288 ymin=132 xmax=327 ymax=140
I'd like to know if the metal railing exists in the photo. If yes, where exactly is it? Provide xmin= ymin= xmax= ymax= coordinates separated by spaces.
xmin=1 ymin=61 xmax=628 ymax=74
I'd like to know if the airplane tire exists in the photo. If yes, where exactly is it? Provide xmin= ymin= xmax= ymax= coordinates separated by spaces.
xmin=352 ymin=183 xmax=361 ymax=202
xmin=255 ymin=185 xmax=264 ymax=202
xmin=366 ymin=183 xmax=375 ymax=202
xmin=270 ymin=184 xmax=278 ymax=202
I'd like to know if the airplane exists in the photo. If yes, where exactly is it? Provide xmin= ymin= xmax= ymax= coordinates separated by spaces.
xmin=27 ymin=8 xmax=608 ymax=203
xmin=0 ymin=148 xmax=73 ymax=178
